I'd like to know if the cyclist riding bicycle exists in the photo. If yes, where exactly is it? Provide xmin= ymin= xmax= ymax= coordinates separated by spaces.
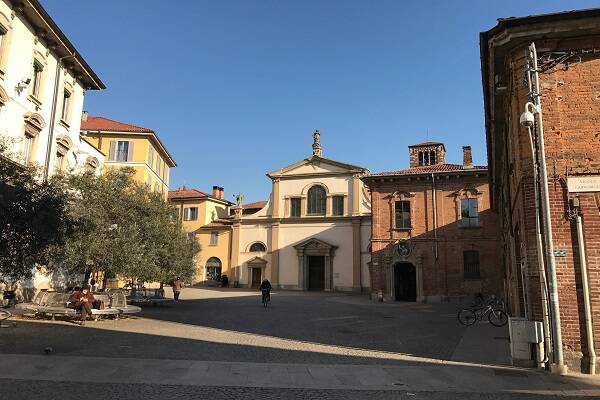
xmin=260 ymin=279 xmax=271 ymax=304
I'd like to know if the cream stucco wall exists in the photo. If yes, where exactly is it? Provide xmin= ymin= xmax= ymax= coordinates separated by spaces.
xmin=0 ymin=0 xmax=103 ymax=175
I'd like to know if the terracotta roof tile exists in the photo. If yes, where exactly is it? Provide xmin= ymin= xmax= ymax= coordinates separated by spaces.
xmin=371 ymin=163 xmax=487 ymax=176
xmin=201 ymin=218 xmax=233 ymax=228
xmin=242 ymin=201 xmax=268 ymax=209
xmin=168 ymin=188 xmax=209 ymax=199
xmin=81 ymin=116 xmax=177 ymax=167
xmin=81 ymin=116 xmax=154 ymax=133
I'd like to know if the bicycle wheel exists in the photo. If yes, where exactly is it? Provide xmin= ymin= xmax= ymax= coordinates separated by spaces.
xmin=263 ymin=296 xmax=268 ymax=308
xmin=488 ymin=309 xmax=508 ymax=327
xmin=458 ymin=309 xmax=477 ymax=326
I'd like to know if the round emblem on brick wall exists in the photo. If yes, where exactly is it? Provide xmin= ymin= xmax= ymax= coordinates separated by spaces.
xmin=397 ymin=241 xmax=411 ymax=257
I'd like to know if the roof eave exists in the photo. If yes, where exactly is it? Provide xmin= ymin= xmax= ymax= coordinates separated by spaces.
xmin=363 ymin=168 xmax=488 ymax=180
xmin=25 ymin=0 xmax=105 ymax=90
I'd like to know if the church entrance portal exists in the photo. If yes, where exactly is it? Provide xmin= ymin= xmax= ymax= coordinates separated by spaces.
xmin=308 ymin=256 xmax=325 ymax=290
xmin=394 ymin=263 xmax=416 ymax=301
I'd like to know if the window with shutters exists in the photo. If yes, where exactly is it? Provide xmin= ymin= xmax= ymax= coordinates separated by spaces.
xmin=394 ymin=201 xmax=411 ymax=229
xmin=184 ymin=207 xmax=198 ymax=221
xmin=60 ymin=89 xmax=71 ymax=123
xmin=110 ymin=140 xmax=132 ymax=162
xmin=210 ymin=231 xmax=218 ymax=246
xmin=463 ymin=250 xmax=481 ymax=279
xmin=461 ymin=198 xmax=479 ymax=227
xmin=22 ymin=133 xmax=34 ymax=165
xmin=290 ymin=197 xmax=301 ymax=217
xmin=0 ymin=12 xmax=12 ymax=78
xmin=332 ymin=195 xmax=344 ymax=216
xmin=31 ymin=60 xmax=43 ymax=99
xmin=147 ymin=146 xmax=154 ymax=167
xmin=307 ymin=185 xmax=326 ymax=216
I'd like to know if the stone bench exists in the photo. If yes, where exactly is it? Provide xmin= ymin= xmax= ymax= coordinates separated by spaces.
xmin=16 ymin=290 xmax=140 ymax=320
xmin=127 ymin=288 xmax=172 ymax=307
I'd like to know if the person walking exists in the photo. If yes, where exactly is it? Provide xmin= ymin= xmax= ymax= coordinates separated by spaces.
xmin=173 ymin=277 xmax=183 ymax=302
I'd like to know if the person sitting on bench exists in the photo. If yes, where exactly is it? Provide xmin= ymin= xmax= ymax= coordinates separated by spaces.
xmin=69 ymin=285 xmax=95 ymax=325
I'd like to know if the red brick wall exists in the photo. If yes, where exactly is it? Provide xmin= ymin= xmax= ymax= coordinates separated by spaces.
xmin=367 ymin=172 xmax=503 ymax=300
xmin=502 ymin=39 xmax=600 ymax=372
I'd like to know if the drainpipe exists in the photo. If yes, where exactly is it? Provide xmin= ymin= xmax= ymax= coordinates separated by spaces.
xmin=431 ymin=173 xmax=438 ymax=260
xmin=527 ymin=42 xmax=565 ymax=372
xmin=43 ymin=53 xmax=76 ymax=182
xmin=527 ymin=125 xmax=551 ymax=368
xmin=573 ymin=197 xmax=596 ymax=375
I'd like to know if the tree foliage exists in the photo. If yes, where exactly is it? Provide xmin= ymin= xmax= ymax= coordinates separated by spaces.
xmin=0 ymin=155 xmax=72 ymax=282
xmin=54 ymin=168 xmax=199 ymax=284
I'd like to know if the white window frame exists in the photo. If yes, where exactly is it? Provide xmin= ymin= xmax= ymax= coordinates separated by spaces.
xmin=184 ymin=207 xmax=198 ymax=221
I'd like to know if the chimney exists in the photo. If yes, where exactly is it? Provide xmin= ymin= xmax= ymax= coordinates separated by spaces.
xmin=81 ymin=111 xmax=89 ymax=122
xmin=462 ymin=146 xmax=473 ymax=168
xmin=218 ymin=187 xmax=224 ymax=200
xmin=212 ymin=185 xmax=220 ymax=198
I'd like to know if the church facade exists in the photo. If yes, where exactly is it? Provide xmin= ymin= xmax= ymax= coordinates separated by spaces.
xmin=230 ymin=131 xmax=372 ymax=291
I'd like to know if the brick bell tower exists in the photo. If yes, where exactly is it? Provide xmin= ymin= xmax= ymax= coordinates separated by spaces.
xmin=408 ymin=142 xmax=446 ymax=167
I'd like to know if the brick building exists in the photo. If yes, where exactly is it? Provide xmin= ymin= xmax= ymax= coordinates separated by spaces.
xmin=481 ymin=9 xmax=600 ymax=373
xmin=362 ymin=143 xmax=503 ymax=302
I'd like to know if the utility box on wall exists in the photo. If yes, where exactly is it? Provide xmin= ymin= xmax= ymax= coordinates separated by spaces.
xmin=508 ymin=317 xmax=544 ymax=367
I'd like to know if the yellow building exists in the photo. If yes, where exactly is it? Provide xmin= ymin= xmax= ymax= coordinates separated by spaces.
xmin=81 ymin=115 xmax=176 ymax=193
xmin=168 ymin=187 xmax=233 ymax=284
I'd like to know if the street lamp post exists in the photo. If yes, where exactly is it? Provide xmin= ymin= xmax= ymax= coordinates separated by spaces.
xmin=521 ymin=42 xmax=566 ymax=373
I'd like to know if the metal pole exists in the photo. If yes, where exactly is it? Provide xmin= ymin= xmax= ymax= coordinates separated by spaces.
xmin=574 ymin=204 xmax=596 ymax=374
xmin=527 ymin=125 xmax=552 ymax=367
xmin=528 ymin=42 xmax=565 ymax=372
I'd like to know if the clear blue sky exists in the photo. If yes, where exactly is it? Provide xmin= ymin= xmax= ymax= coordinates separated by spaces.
xmin=43 ymin=0 xmax=599 ymax=202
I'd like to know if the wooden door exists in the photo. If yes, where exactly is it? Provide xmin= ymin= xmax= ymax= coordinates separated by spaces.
xmin=308 ymin=256 xmax=325 ymax=290
xmin=251 ymin=268 xmax=262 ymax=289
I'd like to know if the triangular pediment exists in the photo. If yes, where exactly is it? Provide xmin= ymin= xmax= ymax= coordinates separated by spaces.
xmin=268 ymin=156 xmax=367 ymax=178
xmin=247 ymin=256 xmax=268 ymax=265
xmin=293 ymin=237 xmax=337 ymax=251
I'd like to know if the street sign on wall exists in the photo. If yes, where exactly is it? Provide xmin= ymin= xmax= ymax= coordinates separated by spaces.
xmin=567 ymin=175 xmax=600 ymax=193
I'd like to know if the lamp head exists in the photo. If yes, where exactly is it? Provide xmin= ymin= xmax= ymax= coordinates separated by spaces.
xmin=520 ymin=110 xmax=535 ymax=127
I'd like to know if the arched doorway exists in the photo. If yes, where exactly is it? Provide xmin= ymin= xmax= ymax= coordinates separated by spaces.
xmin=205 ymin=257 xmax=222 ymax=283
xmin=394 ymin=263 xmax=416 ymax=301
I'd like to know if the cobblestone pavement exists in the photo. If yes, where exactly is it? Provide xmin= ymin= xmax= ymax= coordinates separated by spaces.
xmin=0 ymin=289 xmax=483 ymax=365
xmin=1 ymin=289 xmax=598 ymax=398
xmin=1 ymin=379 xmax=597 ymax=400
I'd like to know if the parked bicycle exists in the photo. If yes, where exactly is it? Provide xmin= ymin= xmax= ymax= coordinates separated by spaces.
xmin=458 ymin=295 xmax=508 ymax=327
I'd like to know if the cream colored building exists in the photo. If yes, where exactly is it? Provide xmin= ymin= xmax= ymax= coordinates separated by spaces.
xmin=231 ymin=131 xmax=372 ymax=291
xmin=0 ymin=0 xmax=105 ymax=176
xmin=81 ymin=115 xmax=176 ymax=194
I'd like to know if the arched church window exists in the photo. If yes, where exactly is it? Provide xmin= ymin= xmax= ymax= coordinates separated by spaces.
xmin=307 ymin=185 xmax=326 ymax=215
xmin=249 ymin=242 xmax=266 ymax=252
